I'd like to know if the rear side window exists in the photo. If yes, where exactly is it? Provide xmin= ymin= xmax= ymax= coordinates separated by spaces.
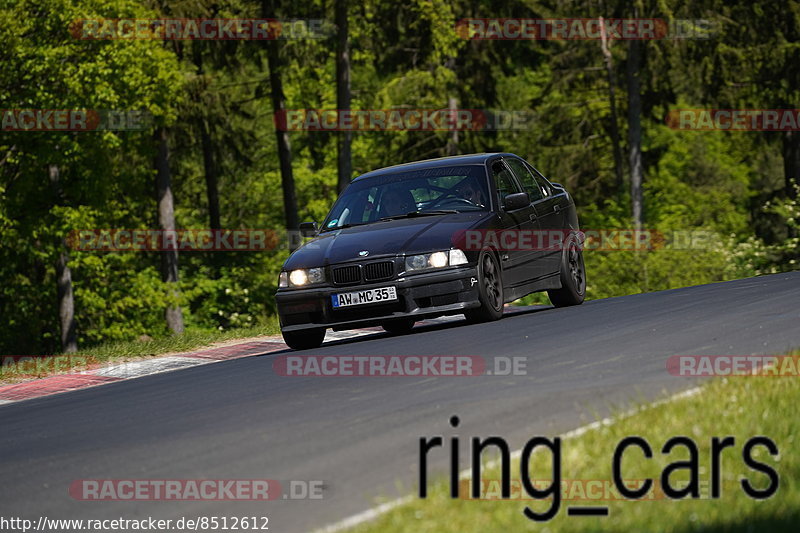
xmin=526 ymin=162 xmax=554 ymax=197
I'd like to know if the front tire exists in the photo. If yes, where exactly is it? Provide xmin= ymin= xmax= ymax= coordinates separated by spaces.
xmin=282 ymin=328 xmax=325 ymax=350
xmin=465 ymin=250 xmax=504 ymax=323
xmin=382 ymin=318 xmax=415 ymax=335
xmin=547 ymin=234 xmax=586 ymax=307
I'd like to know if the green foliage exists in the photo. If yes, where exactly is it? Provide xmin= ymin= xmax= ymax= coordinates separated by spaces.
xmin=1 ymin=0 xmax=798 ymax=354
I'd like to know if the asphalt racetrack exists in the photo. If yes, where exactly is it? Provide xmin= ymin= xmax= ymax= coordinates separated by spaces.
xmin=1 ymin=272 xmax=798 ymax=532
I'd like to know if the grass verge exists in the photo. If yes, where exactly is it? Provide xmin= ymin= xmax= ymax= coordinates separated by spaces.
xmin=0 ymin=319 xmax=281 ymax=384
xmin=353 ymin=359 xmax=799 ymax=533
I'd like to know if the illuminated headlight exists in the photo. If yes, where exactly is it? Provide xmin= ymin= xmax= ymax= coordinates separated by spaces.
xmin=405 ymin=249 xmax=469 ymax=272
xmin=282 ymin=268 xmax=325 ymax=288
xmin=428 ymin=251 xmax=448 ymax=268
xmin=289 ymin=269 xmax=308 ymax=286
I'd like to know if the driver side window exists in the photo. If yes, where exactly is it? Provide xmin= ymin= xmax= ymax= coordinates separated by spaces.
xmin=490 ymin=160 xmax=520 ymax=208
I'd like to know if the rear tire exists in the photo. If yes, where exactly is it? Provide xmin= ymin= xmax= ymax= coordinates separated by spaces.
xmin=382 ymin=318 xmax=415 ymax=335
xmin=547 ymin=233 xmax=586 ymax=307
xmin=282 ymin=328 xmax=325 ymax=350
xmin=465 ymin=250 xmax=504 ymax=323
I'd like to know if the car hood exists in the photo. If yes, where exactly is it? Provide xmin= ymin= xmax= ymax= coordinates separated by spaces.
xmin=283 ymin=212 xmax=491 ymax=269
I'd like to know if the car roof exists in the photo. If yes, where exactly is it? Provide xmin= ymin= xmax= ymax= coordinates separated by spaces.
xmin=352 ymin=153 xmax=517 ymax=182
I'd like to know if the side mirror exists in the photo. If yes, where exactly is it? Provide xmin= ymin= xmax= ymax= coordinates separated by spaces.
xmin=503 ymin=192 xmax=530 ymax=211
xmin=299 ymin=221 xmax=318 ymax=237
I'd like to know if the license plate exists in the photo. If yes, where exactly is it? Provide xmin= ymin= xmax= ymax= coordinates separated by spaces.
xmin=331 ymin=286 xmax=397 ymax=308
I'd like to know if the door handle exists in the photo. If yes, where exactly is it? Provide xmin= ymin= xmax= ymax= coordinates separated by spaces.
xmin=553 ymin=204 xmax=561 ymax=213
xmin=529 ymin=213 xmax=537 ymax=222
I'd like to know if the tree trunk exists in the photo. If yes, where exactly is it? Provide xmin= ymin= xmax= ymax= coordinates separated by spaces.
xmin=192 ymin=44 xmax=222 ymax=230
xmin=49 ymin=163 xmax=77 ymax=353
xmin=336 ymin=0 xmax=353 ymax=192
xmin=56 ymin=242 xmax=77 ymax=353
xmin=154 ymin=127 xmax=185 ymax=334
xmin=264 ymin=24 xmax=300 ymax=248
xmin=783 ymin=131 xmax=800 ymax=200
xmin=599 ymin=17 xmax=624 ymax=199
xmin=446 ymin=96 xmax=459 ymax=156
xmin=626 ymin=37 xmax=644 ymax=230
xmin=783 ymin=131 xmax=799 ymax=242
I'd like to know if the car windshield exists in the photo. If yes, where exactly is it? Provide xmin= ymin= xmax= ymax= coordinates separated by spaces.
xmin=321 ymin=165 xmax=490 ymax=231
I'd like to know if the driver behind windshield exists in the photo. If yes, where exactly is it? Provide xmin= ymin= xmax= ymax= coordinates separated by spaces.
xmin=380 ymin=187 xmax=416 ymax=217
xmin=455 ymin=177 xmax=487 ymax=207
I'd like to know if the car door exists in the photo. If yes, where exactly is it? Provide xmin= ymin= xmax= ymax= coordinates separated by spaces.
xmin=528 ymin=163 xmax=570 ymax=222
xmin=503 ymin=156 xmax=553 ymax=280
xmin=524 ymin=161 xmax=567 ymax=276
xmin=489 ymin=159 xmax=540 ymax=287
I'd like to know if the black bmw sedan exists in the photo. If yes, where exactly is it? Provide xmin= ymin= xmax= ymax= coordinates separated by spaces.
xmin=275 ymin=153 xmax=585 ymax=349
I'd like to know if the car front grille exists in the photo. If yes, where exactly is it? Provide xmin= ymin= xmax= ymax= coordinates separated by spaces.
xmin=332 ymin=265 xmax=361 ymax=285
xmin=363 ymin=261 xmax=394 ymax=281
xmin=330 ymin=259 xmax=396 ymax=286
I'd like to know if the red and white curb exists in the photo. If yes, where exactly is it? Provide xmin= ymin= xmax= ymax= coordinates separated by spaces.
xmin=0 ymin=313 xmax=487 ymax=406
xmin=0 ymin=329 xmax=382 ymax=405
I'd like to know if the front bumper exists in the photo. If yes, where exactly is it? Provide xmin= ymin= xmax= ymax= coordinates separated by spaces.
xmin=276 ymin=266 xmax=480 ymax=332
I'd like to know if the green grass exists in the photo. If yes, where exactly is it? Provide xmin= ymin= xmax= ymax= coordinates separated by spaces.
xmin=0 ymin=319 xmax=281 ymax=383
xmin=353 ymin=362 xmax=800 ymax=533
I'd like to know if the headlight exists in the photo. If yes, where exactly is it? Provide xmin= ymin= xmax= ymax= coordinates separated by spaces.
xmin=306 ymin=268 xmax=325 ymax=284
xmin=281 ymin=268 xmax=325 ymax=288
xmin=405 ymin=249 xmax=469 ymax=272
xmin=449 ymin=249 xmax=468 ymax=265
xmin=428 ymin=251 xmax=448 ymax=268
xmin=289 ymin=269 xmax=308 ymax=286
